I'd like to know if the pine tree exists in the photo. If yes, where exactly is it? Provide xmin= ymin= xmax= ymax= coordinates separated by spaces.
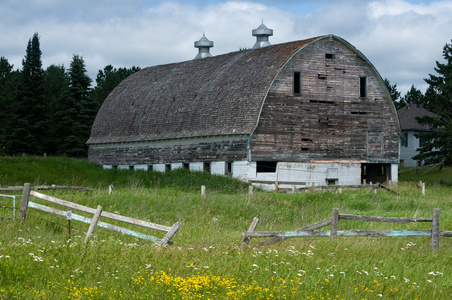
xmin=413 ymin=39 xmax=452 ymax=165
xmin=384 ymin=78 xmax=402 ymax=109
xmin=63 ymin=54 xmax=93 ymax=157
xmin=0 ymin=57 xmax=19 ymax=154
xmin=92 ymin=65 xmax=140 ymax=109
xmin=400 ymin=85 xmax=425 ymax=108
xmin=9 ymin=33 xmax=46 ymax=154
xmin=43 ymin=64 xmax=72 ymax=155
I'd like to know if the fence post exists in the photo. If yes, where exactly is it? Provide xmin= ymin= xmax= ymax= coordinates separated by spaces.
xmin=331 ymin=208 xmax=339 ymax=241
xmin=84 ymin=205 xmax=103 ymax=243
xmin=159 ymin=222 xmax=181 ymax=246
xmin=240 ymin=217 xmax=259 ymax=250
xmin=201 ymin=185 xmax=206 ymax=197
xmin=431 ymin=208 xmax=440 ymax=252
xmin=19 ymin=183 xmax=31 ymax=220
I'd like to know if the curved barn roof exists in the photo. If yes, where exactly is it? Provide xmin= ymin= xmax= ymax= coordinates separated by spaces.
xmin=88 ymin=35 xmax=398 ymax=145
xmin=87 ymin=36 xmax=320 ymax=144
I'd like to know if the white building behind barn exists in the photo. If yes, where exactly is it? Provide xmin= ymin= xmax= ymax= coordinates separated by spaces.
xmin=88 ymin=24 xmax=401 ymax=190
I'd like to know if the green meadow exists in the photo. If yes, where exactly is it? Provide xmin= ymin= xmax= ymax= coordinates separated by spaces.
xmin=1 ymin=156 xmax=452 ymax=299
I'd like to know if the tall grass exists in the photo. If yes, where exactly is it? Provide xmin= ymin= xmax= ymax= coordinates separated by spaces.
xmin=1 ymin=156 xmax=452 ymax=299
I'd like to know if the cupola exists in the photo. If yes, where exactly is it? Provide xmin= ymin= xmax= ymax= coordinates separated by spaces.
xmin=252 ymin=21 xmax=273 ymax=49
xmin=194 ymin=33 xmax=214 ymax=60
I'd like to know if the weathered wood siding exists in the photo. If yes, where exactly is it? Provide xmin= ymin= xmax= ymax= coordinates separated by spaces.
xmin=251 ymin=38 xmax=399 ymax=163
xmin=88 ymin=135 xmax=248 ymax=166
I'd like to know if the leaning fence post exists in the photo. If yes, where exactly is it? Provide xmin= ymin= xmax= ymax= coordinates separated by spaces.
xmin=84 ymin=205 xmax=103 ymax=243
xmin=240 ymin=217 xmax=259 ymax=250
xmin=331 ymin=208 xmax=339 ymax=241
xmin=19 ymin=183 xmax=31 ymax=220
xmin=159 ymin=222 xmax=181 ymax=247
xmin=431 ymin=208 xmax=440 ymax=252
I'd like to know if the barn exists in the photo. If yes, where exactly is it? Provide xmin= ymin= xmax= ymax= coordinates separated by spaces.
xmin=87 ymin=25 xmax=400 ymax=190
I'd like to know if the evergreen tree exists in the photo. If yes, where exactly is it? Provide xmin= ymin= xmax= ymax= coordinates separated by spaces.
xmin=399 ymin=85 xmax=425 ymax=108
xmin=413 ymin=39 xmax=452 ymax=165
xmin=9 ymin=33 xmax=46 ymax=154
xmin=43 ymin=64 xmax=72 ymax=155
xmin=0 ymin=57 xmax=19 ymax=154
xmin=384 ymin=78 xmax=402 ymax=109
xmin=92 ymin=65 xmax=140 ymax=109
xmin=64 ymin=54 xmax=93 ymax=157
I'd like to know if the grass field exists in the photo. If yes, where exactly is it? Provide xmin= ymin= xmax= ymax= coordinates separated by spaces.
xmin=1 ymin=156 xmax=452 ymax=299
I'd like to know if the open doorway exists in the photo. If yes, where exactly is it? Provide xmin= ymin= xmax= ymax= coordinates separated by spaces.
xmin=361 ymin=163 xmax=391 ymax=184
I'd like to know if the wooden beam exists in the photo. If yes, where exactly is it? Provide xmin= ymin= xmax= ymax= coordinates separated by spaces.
xmin=240 ymin=217 xmax=259 ymax=249
xmin=339 ymin=214 xmax=432 ymax=223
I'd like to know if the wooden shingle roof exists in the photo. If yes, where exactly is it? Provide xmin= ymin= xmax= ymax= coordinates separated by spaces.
xmin=87 ymin=36 xmax=320 ymax=144
xmin=397 ymin=104 xmax=437 ymax=131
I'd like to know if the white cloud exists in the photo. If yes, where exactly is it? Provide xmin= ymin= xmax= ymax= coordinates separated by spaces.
xmin=1 ymin=0 xmax=450 ymax=95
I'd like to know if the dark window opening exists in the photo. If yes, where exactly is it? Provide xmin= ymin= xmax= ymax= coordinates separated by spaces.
xmin=183 ymin=162 xmax=190 ymax=169
xmin=351 ymin=111 xmax=368 ymax=115
xmin=256 ymin=161 xmax=277 ymax=173
xmin=318 ymin=74 xmax=327 ymax=80
xmin=325 ymin=53 xmax=335 ymax=59
xmin=203 ymin=162 xmax=211 ymax=173
xmin=301 ymin=148 xmax=310 ymax=151
xmin=226 ymin=162 xmax=232 ymax=175
xmin=148 ymin=164 xmax=153 ymax=171
xmin=309 ymin=100 xmax=334 ymax=104
xmin=293 ymin=72 xmax=301 ymax=94
xmin=129 ymin=165 xmax=134 ymax=170
xmin=112 ymin=165 xmax=118 ymax=169
xmin=165 ymin=164 xmax=171 ymax=172
xmin=319 ymin=117 xmax=329 ymax=124
xmin=326 ymin=179 xmax=337 ymax=185
xmin=359 ymin=76 xmax=367 ymax=98
xmin=301 ymin=138 xmax=313 ymax=142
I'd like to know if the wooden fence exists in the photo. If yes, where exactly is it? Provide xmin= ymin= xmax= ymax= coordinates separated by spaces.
xmin=19 ymin=183 xmax=180 ymax=246
xmin=242 ymin=208 xmax=452 ymax=251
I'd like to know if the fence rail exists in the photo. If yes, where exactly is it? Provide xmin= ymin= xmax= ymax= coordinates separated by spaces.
xmin=19 ymin=183 xmax=180 ymax=246
xmin=0 ymin=194 xmax=16 ymax=220
xmin=242 ymin=208 xmax=446 ymax=251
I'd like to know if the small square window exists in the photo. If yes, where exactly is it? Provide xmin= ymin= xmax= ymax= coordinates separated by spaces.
xmin=325 ymin=53 xmax=335 ymax=59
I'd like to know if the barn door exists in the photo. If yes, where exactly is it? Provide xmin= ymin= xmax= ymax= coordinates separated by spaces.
xmin=366 ymin=131 xmax=384 ymax=157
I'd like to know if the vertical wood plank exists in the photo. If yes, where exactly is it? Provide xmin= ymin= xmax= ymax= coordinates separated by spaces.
xmin=240 ymin=217 xmax=259 ymax=249
xmin=331 ymin=208 xmax=339 ymax=241
xmin=159 ymin=222 xmax=181 ymax=246
xmin=422 ymin=183 xmax=426 ymax=196
xmin=19 ymin=183 xmax=31 ymax=220
xmin=84 ymin=205 xmax=103 ymax=243
xmin=431 ymin=208 xmax=440 ymax=252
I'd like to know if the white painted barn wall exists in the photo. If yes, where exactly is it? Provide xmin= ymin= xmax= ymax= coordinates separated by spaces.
xmin=153 ymin=164 xmax=166 ymax=172
xmin=211 ymin=161 xmax=226 ymax=175
xmin=171 ymin=163 xmax=183 ymax=170
xmin=134 ymin=164 xmax=149 ymax=171
xmin=189 ymin=162 xmax=204 ymax=172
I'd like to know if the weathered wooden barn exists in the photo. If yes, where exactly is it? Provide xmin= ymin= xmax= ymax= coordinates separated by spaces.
xmin=87 ymin=29 xmax=400 ymax=190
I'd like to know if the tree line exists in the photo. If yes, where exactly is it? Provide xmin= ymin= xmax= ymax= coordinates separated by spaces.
xmin=0 ymin=32 xmax=140 ymax=157
xmin=1 ymin=33 xmax=451 ymax=164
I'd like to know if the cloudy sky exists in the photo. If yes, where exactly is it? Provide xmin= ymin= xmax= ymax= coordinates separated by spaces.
xmin=1 ymin=0 xmax=451 ymax=95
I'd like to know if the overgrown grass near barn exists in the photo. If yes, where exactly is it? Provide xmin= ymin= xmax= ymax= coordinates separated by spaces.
xmin=1 ymin=156 xmax=452 ymax=299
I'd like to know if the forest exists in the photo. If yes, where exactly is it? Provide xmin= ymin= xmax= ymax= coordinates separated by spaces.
xmin=1 ymin=32 xmax=451 ymax=164
xmin=0 ymin=33 xmax=140 ymax=157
